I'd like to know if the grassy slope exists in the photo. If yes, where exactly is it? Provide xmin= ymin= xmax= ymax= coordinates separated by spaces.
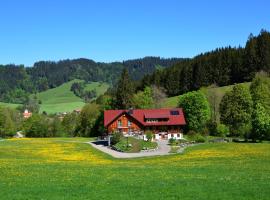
xmin=0 ymin=80 xmax=109 ymax=114
xmin=36 ymin=80 xmax=109 ymax=114
xmin=83 ymin=81 xmax=109 ymax=97
xmin=0 ymin=138 xmax=269 ymax=200
xmin=163 ymin=82 xmax=251 ymax=108
xmin=0 ymin=102 xmax=21 ymax=109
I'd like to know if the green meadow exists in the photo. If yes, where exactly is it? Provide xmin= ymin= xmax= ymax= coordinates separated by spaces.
xmin=35 ymin=80 xmax=109 ymax=114
xmin=0 ymin=138 xmax=269 ymax=200
xmin=0 ymin=102 xmax=21 ymax=109
xmin=0 ymin=80 xmax=109 ymax=114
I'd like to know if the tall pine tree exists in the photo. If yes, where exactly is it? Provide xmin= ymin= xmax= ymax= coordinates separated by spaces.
xmin=115 ymin=68 xmax=134 ymax=109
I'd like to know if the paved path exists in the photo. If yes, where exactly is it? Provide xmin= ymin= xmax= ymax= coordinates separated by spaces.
xmin=88 ymin=140 xmax=171 ymax=158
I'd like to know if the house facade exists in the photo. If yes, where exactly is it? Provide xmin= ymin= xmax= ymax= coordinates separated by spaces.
xmin=104 ymin=108 xmax=186 ymax=140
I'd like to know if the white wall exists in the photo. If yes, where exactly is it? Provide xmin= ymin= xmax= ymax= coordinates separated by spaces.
xmin=168 ymin=133 xmax=183 ymax=140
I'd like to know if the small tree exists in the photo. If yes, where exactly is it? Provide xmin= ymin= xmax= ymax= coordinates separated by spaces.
xmin=251 ymin=103 xmax=270 ymax=141
xmin=76 ymin=103 xmax=100 ymax=137
xmin=216 ymin=124 xmax=230 ymax=137
xmin=111 ymin=132 xmax=122 ymax=145
xmin=220 ymin=84 xmax=253 ymax=137
xmin=62 ymin=112 xmax=79 ymax=137
xmin=145 ymin=130 xmax=153 ymax=142
xmin=178 ymin=91 xmax=210 ymax=132
xmin=0 ymin=107 xmax=20 ymax=138
xmin=132 ymin=86 xmax=154 ymax=109
xmin=23 ymin=114 xmax=49 ymax=137
xmin=151 ymin=85 xmax=167 ymax=108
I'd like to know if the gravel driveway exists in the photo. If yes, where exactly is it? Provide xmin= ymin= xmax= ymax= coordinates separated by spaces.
xmin=88 ymin=140 xmax=171 ymax=158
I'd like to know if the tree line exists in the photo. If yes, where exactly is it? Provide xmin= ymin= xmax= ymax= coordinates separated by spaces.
xmin=0 ymin=57 xmax=181 ymax=104
xmin=139 ymin=30 xmax=270 ymax=97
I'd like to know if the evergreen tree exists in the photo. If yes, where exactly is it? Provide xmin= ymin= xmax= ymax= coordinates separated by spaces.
xmin=115 ymin=68 xmax=134 ymax=109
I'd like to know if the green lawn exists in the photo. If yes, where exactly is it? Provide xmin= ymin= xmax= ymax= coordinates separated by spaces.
xmin=0 ymin=138 xmax=269 ymax=200
xmin=34 ymin=80 xmax=109 ymax=114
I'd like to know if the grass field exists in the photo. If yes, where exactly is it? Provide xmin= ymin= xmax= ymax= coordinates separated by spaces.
xmin=0 ymin=80 xmax=109 ymax=114
xmin=0 ymin=138 xmax=269 ymax=200
xmin=35 ymin=80 xmax=109 ymax=114
xmin=163 ymin=82 xmax=251 ymax=108
xmin=0 ymin=102 xmax=21 ymax=109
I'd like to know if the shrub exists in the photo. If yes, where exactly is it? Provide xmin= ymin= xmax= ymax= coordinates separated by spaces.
xmin=207 ymin=121 xmax=218 ymax=136
xmin=194 ymin=134 xmax=206 ymax=143
xmin=111 ymin=132 xmax=122 ymax=145
xmin=145 ymin=130 xmax=153 ymax=141
xmin=202 ymin=127 xmax=209 ymax=136
xmin=187 ymin=130 xmax=197 ymax=136
xmin=216 ymin=124 xmax=230 ymax=137
xmin=188 ymin=133 xmax=206 ymax=143
xmin=169 ymin=138 xmax=177 ymax=145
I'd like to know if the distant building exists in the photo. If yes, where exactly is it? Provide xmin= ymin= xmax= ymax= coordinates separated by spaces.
xmin=73 ymin=109 xmax=81 ymax=114
xmin=23 ymin=109 xmax=32 ymax=119
xmin=104 ymin=108 xmax=186 ymax=140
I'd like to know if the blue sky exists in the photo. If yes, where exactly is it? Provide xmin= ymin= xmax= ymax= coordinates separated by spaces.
xmin=0 ymin=0 xmax=269 ymax=66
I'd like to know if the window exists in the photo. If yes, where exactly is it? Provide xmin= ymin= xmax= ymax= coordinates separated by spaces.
xmin=128 ymin=120 xmax=132 ymax=126
xmin=170 ymin=110 xmax=179 ymax=115
xmin=117 ymin=120 xmax=122 ymax=127
xmin=177 ymin=134 xmax=180 ymax=138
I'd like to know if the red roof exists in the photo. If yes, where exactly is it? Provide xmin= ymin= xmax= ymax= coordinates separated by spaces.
xmin=104 ymin=108 xmax=186 ymax=127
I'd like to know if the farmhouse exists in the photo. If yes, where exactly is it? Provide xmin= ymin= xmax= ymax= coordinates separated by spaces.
xmin=23 ymin=109 xmax=32 ymax=119
xmin=104 ymin=108 xmax=186 ymax=140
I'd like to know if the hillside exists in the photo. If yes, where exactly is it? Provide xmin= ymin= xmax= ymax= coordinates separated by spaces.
xmin=163 ymin=82 xmax=251 ymax=108
xmin=0 ymin=102 xmax=21 ymax=109
xmin=140 ymin=30 xmax=270 ymax=97
xmin=35 ymin=80 xmax=109 ymax=114
xmin=0 ymin=57 xmax=182 ymax=104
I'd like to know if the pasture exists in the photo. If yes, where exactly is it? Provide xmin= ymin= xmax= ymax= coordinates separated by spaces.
xmin=0 ymin=138 xmax=269 ymax=200
xmin=35 ymin=80 xmax=109 ymax=114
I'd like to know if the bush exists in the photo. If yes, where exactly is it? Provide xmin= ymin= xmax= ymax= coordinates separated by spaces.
xmin=187 ymin=130 xmax=197 ymax=136
xmin=207 ymin=121 xmax=218 ymax=136
xmin=202 ymin=127 xmax=209 ymax=136
xmin=23 ymin=114 xmax=49 ymax=137
xmin=145 ymin=130 xmax=153 ymax=141
xmin=111 ymin=132 xmax=122 ymax=145
xmin=194 ymin=134 xmax=206 ymax=143
xmin=216 ymin=124 xmax=230 ymax=137
xmin=188 ymin=132 xmax=206 ymax=143
xmin=169 ymin=138 xmax=177 ymax=145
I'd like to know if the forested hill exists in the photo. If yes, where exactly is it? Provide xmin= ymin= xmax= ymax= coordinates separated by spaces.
xmin=140 ymin=30 xmax=270 ymax=97
xmin=0 ymin=57 xmax=183 ymax=103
